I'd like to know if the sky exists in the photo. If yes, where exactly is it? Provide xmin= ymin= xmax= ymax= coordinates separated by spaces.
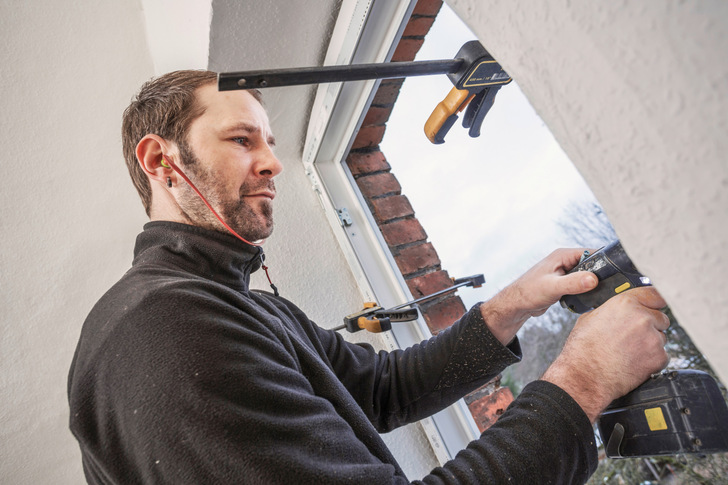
xmin=380 ymin=5 xmax=598 ymax=309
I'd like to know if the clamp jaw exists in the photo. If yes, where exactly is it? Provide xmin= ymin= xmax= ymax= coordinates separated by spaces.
xmin=425 ymin=41 xmax=512 ymax=144
xmin=342 ymin=303 xmax=419 ymax=333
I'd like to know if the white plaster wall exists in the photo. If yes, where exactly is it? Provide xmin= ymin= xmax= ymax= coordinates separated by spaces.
xmin=141 ymin=0 xmax=212 ymax=75
xmin=449 ymin=1 xmax=728 ymax=384
xmin=0 ymin=1 xmax=156 ymax=483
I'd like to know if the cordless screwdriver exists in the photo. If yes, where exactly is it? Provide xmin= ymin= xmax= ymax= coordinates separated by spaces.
xmin=559 ymin=240 xmax=728 ymax=458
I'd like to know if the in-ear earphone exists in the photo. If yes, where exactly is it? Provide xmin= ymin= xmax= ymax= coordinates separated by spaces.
xmin=160 ymin=156 xmax=171 ymax=168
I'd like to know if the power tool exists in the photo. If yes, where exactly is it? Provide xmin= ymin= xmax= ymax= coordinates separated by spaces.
xmin=560 ymin=241 xmax=728 ymax=458
xmin=560 ymin=240 xmax=652 ymax=314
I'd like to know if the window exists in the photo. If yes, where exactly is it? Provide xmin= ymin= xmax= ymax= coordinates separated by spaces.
xmin=303 ymin=0 xmax=480 ymax=463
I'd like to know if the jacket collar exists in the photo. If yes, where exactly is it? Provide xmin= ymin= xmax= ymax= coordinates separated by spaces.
xmin=133 ymin=221 xmax=264 ymax=290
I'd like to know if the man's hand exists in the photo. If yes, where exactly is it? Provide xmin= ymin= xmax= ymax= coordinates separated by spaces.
xmin=479 ymin=248 xmax=598 ymax=345
xmin=542 ymin=287 xmax=670 ymax=422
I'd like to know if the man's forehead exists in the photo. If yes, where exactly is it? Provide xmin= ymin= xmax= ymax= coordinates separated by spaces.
xmin=195 ymin=84 xmax=272 ymax=134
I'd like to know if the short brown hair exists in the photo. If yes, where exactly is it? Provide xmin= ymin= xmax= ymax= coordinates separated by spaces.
xmin=121 ymin=70 xmax=262 ymax=215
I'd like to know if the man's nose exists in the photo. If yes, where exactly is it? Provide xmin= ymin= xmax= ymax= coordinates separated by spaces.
xmin=257 ymin=144 xmax=283 ymax=177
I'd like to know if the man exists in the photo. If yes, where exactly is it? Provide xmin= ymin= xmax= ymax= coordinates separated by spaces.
xmin=68 ymin=70 xmax=670 ymax=484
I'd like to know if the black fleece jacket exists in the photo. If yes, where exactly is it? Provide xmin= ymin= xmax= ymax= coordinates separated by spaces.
xmin=68 ymin=221 xmax=597 ymax=484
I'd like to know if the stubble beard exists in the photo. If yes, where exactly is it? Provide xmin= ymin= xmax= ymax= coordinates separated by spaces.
xmin=176 ymin=141 xmax=275 ymax=242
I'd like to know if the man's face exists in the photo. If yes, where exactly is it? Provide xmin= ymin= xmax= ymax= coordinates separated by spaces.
xmin=176 ymin=85 xmax=282 ymax=242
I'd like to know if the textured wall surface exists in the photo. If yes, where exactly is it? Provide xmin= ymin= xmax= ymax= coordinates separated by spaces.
xmin=141 ymin=0 xmax=212 ymax=74
xmin=0 ymin=1 xmax=154 ymax=483
xmin=448 ymin=0 xmax=728 ymax=384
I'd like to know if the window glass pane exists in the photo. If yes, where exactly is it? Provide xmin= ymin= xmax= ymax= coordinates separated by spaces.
xmin=381 ymin=5 xmax=595 ymax=309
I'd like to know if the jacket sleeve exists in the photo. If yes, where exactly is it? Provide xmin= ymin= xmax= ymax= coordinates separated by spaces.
xmin=310 ymin=304 xmax=523 ymax=431
xmin=420 ymin=380 xmax=598 ymax=484
xmin=261 ymin=296 xmax=599 ymax=483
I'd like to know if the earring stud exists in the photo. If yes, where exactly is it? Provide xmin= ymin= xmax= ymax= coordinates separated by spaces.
xmin=166 ymin=177 xmax=172 ymax=188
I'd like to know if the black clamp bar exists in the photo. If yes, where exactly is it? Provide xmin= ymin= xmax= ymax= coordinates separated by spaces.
xmin=390 ymin=274 xmax=485 ymax=311
xmin=334 ymin=274 xmax=485 ymax=334
xmin=218 ymin=41 xmax=511 ymax=145
xmin=219 ymin=59 xmax=463 ymax=91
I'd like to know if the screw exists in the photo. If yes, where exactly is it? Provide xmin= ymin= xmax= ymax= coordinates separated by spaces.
xmin=237 ymin=78 xmax=247 ymax=87
xmin=682 ymin=407 xmax=691 ymax=415
xmin=258 ymin=79 xmax=268 ymax=87
xmin=693 ymin=437 xmax=703 ymax=447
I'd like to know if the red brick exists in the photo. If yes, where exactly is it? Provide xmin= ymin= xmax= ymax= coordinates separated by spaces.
xmin=370 ymin=195 xmax=414 ymax=223
xmin=362 ymin=106 xmax=393 ymax=126
xmin=392 ymin=38 xmax=425 ymax=62
xmin=394 ymin=242 xmax=440 ymax=276
xmin=466 ymin=387 xmax=514 ymax=433
xmin=422 ymin=296 xmax=466 ymax=333
xmin=371 ymin=79 xmax=404 ymax=106
xmin=381 ymin=218 xmax=427 ymax=247
xmin=411 ymin=0 xmax=444 ymax=17
xmin=356 ymin=172 xmax=401 ymax=199
xmin=351 ymin=125 xmax=386 ymax=149
xmin=402 ymin=16 xmax=436 ymax=38
xmin=465 ymin=378 xmax=501 ymax=402
xmin=406 ymin=270 xmax=453 ymax=299
xmin=347 ymin=150 xmax=390 ymax=176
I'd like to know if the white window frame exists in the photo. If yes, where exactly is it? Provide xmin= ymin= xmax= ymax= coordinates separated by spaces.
xmin=302 ymin=0 xmax=481 ymax=464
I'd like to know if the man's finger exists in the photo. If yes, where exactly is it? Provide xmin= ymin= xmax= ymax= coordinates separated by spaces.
xmin=559 ymin=247 xmax=599 ymax=272
xmin=557 ymin=271 xmax=599 ymax=297
xmin=630 ymin=286 xmax=668 ymax=310
xmin=652 ymin=309 xmax=671 ymax=332
xmin=557 ymin=248 xmax=591 ymax=271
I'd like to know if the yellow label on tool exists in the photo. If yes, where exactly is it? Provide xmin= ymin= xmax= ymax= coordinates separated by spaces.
xmin=615 ymin=282 xmax=632 ymax=294
xmin=645 ymin=407 xmax=668 ymax=431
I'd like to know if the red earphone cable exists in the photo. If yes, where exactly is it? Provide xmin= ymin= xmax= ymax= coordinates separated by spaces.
xmin=162 ymin=155 xmax=279 ymax=295
xmin=162 ymin=156 xmax=259 ymax=247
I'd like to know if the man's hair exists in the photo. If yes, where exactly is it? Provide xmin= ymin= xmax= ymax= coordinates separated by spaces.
xmin=121 ymin=70 xmax=262 ymax=215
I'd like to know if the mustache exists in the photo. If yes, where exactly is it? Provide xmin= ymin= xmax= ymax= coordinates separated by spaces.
xmin=239 ymin=179 xmax=276 ymax=197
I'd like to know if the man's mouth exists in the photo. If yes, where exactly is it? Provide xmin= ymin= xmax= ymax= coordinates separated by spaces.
xmin=241 ymin=181 xmax=276 ymax=201
xmin=244 ymin=190 xmax=275 ymax=200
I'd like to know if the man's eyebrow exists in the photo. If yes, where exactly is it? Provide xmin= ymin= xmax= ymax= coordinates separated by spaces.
xmin=221 ymin=122 xmax=258 ymax=135
xmin=221 ymin=122 xmax=276 ymax=146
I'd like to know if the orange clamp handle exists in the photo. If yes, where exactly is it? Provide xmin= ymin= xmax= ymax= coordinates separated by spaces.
xmin=357 ymin=316 xmax=392 ymax=333
xmin=424 ymin=87 xmax=474 ymax=144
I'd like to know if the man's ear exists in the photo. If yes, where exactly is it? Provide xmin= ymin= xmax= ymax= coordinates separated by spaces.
xmin=136 ymin=134 xmax=174 ymax=185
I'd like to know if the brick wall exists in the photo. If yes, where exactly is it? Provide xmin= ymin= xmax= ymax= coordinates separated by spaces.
xmin=344 ymin=0 xmax=514 ymax=432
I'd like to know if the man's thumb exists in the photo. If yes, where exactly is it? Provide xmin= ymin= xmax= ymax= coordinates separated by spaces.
xmin=560 ymin=271 xmax=598 ymax=296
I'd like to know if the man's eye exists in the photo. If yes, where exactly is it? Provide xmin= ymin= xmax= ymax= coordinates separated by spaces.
xmin=233 ymin=137 xmax=249 ymax=146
